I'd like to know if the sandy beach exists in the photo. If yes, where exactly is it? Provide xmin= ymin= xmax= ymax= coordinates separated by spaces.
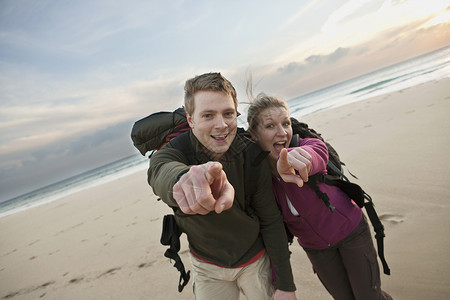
xmin=1 ymin=77 xmax=449 ymax=300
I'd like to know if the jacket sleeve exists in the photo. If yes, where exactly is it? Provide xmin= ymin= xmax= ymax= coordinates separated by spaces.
xmin=251 ymin=160 xmax=296 ymax=292
xmin=298 ymin=137 xmax=329 ymax=175
xmin=147 ymin=144 xmax=191 ymax=207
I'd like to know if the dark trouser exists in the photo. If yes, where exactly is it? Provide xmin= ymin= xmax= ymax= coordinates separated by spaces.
xmin=304 ymin=215 xmax=392 ymax=300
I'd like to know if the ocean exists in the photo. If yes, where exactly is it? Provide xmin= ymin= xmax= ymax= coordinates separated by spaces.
xmin=1 ymin=45 xmax=449 ymax=218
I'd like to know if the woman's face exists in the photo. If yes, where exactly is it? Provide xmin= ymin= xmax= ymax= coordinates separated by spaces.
xmin=252 ymin=106 xmax=293 ymax=162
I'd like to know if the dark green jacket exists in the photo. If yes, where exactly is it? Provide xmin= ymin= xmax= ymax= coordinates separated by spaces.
xmin=147 ymin=131 xmax=296 ymax=292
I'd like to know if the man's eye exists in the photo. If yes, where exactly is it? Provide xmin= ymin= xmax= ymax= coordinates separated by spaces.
xmin=203 ymin=114 xmax=212 ymax=118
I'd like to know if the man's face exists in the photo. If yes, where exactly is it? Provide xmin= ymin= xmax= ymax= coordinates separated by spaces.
xmin=187 ymin=91 xmax=237 ymax=160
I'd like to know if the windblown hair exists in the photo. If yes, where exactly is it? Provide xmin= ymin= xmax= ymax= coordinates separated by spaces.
xmin=184 ymin=72 xmax=238 ymax=115
xmin=246 ymin=89 xmax=289 ymax=137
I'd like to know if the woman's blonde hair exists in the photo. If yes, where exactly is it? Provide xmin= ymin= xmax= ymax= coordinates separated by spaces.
xmin=246 ymin=77 xmax=289 ymax=136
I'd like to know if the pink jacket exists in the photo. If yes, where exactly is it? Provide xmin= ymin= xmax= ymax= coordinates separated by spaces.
xmin=272 ymin=138 xmax=362 ymax=250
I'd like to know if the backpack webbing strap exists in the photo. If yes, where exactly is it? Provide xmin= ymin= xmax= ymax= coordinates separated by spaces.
xmin=305 ymin=178 xmax=335 ymax=212
xmin=364 ymin=200 xmax=391 ymax=275
xmin=160 ymin=214 xmax=191 ymax=292
xmin=327 ymin=161 xmax=350 ymax=182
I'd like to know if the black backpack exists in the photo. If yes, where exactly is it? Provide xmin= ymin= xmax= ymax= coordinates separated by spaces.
xmin=131 ymin=107 xmax=189 ymax=157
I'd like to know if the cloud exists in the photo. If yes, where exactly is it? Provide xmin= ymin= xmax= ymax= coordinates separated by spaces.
xmin=0 ymin=68 xmax=188 ymax=198
xmin=421 ymin=6 xmax=450 ymax=28
xmin=0 ymin=64 xmax=186 ymax=155
xmin=322 ymin=0 xmax=379 ymax=33
xmin=253 ymin=15 xmax=449 ymax=100
xmin=66 ymin=121 xmax=133 ymax=155
xmin=0 ymin=118 xmax=138 ymax=202
xmin=276 ymin=0 xmax=321 ymax=32
xmin=0 ymin=119 xmax=131 ymax=168
xmin=277 ymin=47 xmax=351 ymax=74
xmin=0 ymin=1 xmax=157 ymax=54
xmin=306 ymin=47 xmax=350 ymax=64
xmin=277 ymin=62 xmax=306 ymax=74
xmin=272 ymin=0 xmax=449 ymax=85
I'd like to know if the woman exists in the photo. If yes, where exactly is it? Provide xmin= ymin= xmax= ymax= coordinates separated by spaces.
xmin=247 ymin=93 xmax=392 ymax=300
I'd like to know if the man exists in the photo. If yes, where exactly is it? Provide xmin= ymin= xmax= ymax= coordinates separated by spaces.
xmin=148 ymin=72 xmax=296 ymax=300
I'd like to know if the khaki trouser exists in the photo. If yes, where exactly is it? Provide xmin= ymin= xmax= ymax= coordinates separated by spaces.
xmin=304 ymin=215 xmax=392 ymax=300
xmin=189 ymin=252 xmax=275 ymax=300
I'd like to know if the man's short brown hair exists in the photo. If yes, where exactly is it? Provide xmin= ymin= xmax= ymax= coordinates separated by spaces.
xmin=184 ymin=72 xmax=238 ymax=115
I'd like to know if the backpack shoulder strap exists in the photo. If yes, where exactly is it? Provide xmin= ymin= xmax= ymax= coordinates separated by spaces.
xmin=169 ymin=131 xmax=194 ymax=161
xmin=364 ymin=197 xmax=391 ymax=275
xmin=240 ymin=132 xmax=269 ymax=218
xmin=159 ymin=131 xmax=193 ymax=292
xmin=160 ymin=214 xmax=191 ymax=292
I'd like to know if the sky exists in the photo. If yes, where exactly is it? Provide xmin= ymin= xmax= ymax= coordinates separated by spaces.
xmin=0 ymin=0 xmax=449 ymax=202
